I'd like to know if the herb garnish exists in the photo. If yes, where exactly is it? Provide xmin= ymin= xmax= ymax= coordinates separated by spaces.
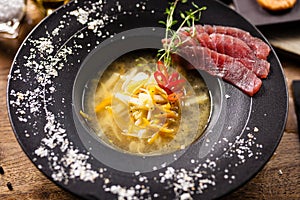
xmin=157 ymin=0 xmax=207 ymax=68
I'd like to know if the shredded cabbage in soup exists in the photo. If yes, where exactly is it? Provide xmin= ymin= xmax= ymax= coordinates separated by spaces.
xmin=89 ymin=50 xmax=211 ymax=155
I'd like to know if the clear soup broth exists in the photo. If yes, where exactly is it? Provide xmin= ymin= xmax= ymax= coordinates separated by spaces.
xmin=84 ymin=49 xmax=211 ymax=155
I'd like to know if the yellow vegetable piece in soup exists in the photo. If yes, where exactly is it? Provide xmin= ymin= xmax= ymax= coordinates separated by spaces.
xmin=92 ymin=50 xmax=211 ymax=155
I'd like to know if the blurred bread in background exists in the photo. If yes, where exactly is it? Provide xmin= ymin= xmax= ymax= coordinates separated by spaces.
xmin=256 ymin=0 xmax=297 ymax=11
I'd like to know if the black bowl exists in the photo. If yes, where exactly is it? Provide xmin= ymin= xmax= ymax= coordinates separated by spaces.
xmin=7 ymin=0 xmax=287 ymax=199
xmin=72 ymin=27 xmax=225 ymax=173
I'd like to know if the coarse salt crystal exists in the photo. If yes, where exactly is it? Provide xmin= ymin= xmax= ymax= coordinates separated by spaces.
xmin=134 ymin=171 xmax=140 ymax=176
xmin=180 ymin=193 xmax=192 ymax=200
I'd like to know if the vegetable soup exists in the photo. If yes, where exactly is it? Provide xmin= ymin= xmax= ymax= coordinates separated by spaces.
xmin=87 ymin=50 xmax=211 ymax=155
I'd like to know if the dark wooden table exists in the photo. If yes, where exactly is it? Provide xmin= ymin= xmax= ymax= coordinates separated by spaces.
xmin=0 ymin=1 xmax=299 ymax=199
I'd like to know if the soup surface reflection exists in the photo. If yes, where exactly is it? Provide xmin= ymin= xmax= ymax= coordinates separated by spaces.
xmin=86 ymin=50 xmax=211 ymax=155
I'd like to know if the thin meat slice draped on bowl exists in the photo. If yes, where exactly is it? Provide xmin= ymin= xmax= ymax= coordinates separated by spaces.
xmin=204 ymin=33 xmax=269 ymax=76
xmin=162 ymin=25 xmax=271 ymax=96
xmin=173 ymin=45 xmax=262 ymax=97
xmin=190 ymin=30 xmax=270 ymax=78
xmin=198 ymin=24 xmax=271 ymax=60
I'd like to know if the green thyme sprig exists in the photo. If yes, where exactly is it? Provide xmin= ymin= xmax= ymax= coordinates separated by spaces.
xmin=158 ymin=0 xmax=207 ymax=68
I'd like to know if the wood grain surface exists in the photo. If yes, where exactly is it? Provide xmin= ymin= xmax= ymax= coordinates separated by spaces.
xmin=0 ymin=1 xmax=299 ymax=200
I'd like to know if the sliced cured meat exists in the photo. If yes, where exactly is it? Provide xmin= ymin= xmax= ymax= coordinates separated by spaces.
xmin=205 ymin=33 xmax=256 ymax=60
xmin=196 ymin=32 xmax=270 ymax=78
xmin=235 ymin=57 xmax=269 ymax=79
xmin=173 ymin=45 xmax=262 ymax=96
xmin=161 ymin=25 xmax=271 ymax=96
xmin=171 ymin=30 xmax=270 ymax=78
xmin=197 ymin=24 xmax=271 ymax=60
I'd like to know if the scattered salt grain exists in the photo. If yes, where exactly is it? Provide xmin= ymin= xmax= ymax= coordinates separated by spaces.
xmin=247 ymin=133 xmax=254 ymax=139
xmin=180 ymin=193 xmax=192 ymax=200
xmin=153 ymin=193 xmax=159 ymax=198
xmin=7 ymin=0 xmax=268 ymax=199
xmin=134 ymin=171 xmax=140 ymax=176
xmin=70 ymin=8 xmax=89 ymax=24
xmin=104 ymin=178 xmax=110 ymax=184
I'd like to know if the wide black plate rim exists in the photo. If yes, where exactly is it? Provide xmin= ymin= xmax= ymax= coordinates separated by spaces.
xmin=6 ymin=0 xmax=288 ymax=199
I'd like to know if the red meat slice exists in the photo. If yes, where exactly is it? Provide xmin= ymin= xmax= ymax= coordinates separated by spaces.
xmin=196 ymin=32 xmax=270 ymax=78
xmin=198 ymin=24 xmax=271 ymax=60
xmin=174 ymin=45 xmax=262 ymax=96
xmin=161 ymin=25 xmax=270 ymax=96
xmin=173 ymin=30 xmax=270 ymax=78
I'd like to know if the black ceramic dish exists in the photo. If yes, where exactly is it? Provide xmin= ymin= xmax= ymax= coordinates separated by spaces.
xmin=7 ymin=0 xmax=288 ymax=199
